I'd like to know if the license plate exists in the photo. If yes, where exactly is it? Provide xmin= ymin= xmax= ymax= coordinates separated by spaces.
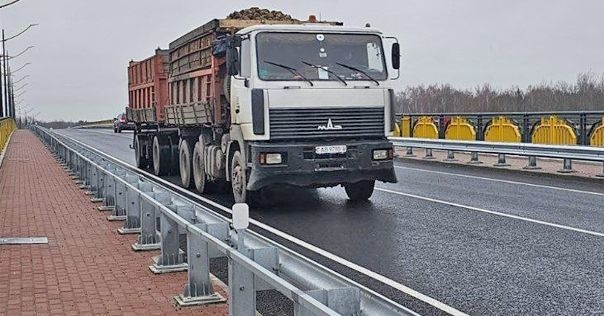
xmin=315 ymin=145 xmax=347 ymax=155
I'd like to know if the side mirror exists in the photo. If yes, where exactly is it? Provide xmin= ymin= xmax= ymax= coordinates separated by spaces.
xmin=227 ymin=46 xmax=240 ymax=76
xmin=391 ymin=42 xmax=401 ymax=70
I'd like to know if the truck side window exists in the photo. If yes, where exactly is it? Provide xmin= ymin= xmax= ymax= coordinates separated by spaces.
xmin=240 ymin=39 xmax=251 ymax=78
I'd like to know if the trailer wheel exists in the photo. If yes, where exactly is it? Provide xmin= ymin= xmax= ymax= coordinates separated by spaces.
xmin=344 ymin=180 xmax=375 ymax=201
xmin=179 ymin=139 xmax=194 ymax=188
xmin=152 ymin=135 xmax=170 ymax=176
xmin=230 ymin=150 xmax=248 ymax=203
xmin=192 ymin=140 xmax=207 ymax=193
xmin=134 ymin=135 xmax=148 ymax=169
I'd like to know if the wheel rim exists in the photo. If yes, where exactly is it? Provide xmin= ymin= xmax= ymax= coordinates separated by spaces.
xmin=153 ymin=138 xmax=160 ymax=175
xmin=232 ymin=163 xmax=243 ymax=198
xmin=135 ymin=138 xmax=141 ymax=167
xmin=193 ymin=144 xmax=205 ymax=192
xmin=180 ymin=141 xmax=190 ymax=186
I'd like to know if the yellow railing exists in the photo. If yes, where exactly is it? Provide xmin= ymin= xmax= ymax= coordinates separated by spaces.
xmin=0 ymin=117 xmax=17 ymax=153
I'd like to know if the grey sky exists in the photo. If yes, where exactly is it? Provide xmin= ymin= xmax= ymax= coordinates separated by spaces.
xmin=1 ymin=0 xmax=603 ymax=121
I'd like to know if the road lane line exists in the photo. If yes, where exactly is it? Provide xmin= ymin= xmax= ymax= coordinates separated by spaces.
xmin=376 ymin=187 xmax=604 ymax=238
xmin=56 ymin=132 xmax=467 ymax=316
xmin=394 ymin=165 xmax=604 ymax=197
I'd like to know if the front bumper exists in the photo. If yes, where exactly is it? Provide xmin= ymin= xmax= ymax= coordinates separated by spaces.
xmin=247 ymin=139 xmax=397 ymax=190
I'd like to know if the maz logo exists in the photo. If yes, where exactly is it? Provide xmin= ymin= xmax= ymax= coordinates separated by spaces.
xmin=317 ymin=118 xmax=342 ymax=130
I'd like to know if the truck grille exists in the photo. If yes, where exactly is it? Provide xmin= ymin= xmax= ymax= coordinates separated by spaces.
xmin=269 ymin=107 xmax=384 ymax=140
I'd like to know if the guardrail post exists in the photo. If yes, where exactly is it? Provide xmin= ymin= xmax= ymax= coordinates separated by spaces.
xmin=174 ymin=223 xmax=225 ymax=306
xmin=423 ymin=148 xmax=435 ymax=160
xmin=579 ymin=113 xmax=587 ymax=145
xmin=228 ymin=257 xmax=256 ymax=316
xmin=84 ymin=165 xmax=99 ymax=198
xmin=444 ymin=150 xmax=457 ymax=162
xmin=468 ymin=152 xmax=482 ymax=164
xmin=493 ymin=154 xmax=510 ymax=167
xmin=523 ymin=156 xmax=541 ymax=170
xmin=132 ymin=192 xmax=167 ymax=251
xmin=98 ymin=167 xmax=116 ymax=211
xmin=405 ymin=147 xmax=415 ymax=157
xmin=149 ymin=210 xmax=188 ymax=273
xmin=117 ymin=176 xmax=146 ymax=234
xmin=108 ymin=171 xmax=128 ymax=221
xmin=558 ymin=159 xmax=575 ymax=173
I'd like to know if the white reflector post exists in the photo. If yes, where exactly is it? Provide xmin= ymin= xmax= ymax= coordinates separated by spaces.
xmin=232 ymin=203 xmax=249 ymax=230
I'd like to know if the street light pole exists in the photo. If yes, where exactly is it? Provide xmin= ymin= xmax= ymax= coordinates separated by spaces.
xmin=2 ymin=30 xmax=8 ymax=117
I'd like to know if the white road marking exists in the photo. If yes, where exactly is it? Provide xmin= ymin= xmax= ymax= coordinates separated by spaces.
xmin=57 ymin=132 xmax=467 ymax=316
xmin=376 ymin=187 xmax=604 ymax=238
xmin=395 ymin=165 xmax=604 ymax=197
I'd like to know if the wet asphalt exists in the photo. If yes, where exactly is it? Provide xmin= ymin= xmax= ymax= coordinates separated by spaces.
xmin=55 ymin=128 xmax=604 ymax=315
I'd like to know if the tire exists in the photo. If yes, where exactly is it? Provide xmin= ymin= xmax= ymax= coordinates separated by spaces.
xmin=179 ymin=138 xmax=194 ymax=188
xmin=344 ymin=180 xmax=375 ymax=201
xmin=134 ymin=135 xmax=147 ymax=169
xmin=192 ymin=140 xmax=207 ymax=193
xmin=152 ymin=135 xmax=170 ymax=176
xmin=230 ymin=151 xmax=248 ymax=203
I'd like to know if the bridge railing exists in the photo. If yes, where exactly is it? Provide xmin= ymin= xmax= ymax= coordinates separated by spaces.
xmin=393 ymin=111 xmax=604 ymax=147
xmin=0 ymin=117 xmax=17 ymax=156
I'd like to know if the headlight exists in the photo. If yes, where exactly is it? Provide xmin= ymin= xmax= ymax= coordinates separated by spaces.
xmin=373 ymin=149 xmax=393 ymax=160
xmin=266 ymin=153 xmax=282 ymax=164
xmin=260 ymin=153 xmax=283 ymax=165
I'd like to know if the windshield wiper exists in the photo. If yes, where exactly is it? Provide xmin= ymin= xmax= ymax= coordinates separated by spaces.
xmin=263 ymin=60 xmax=313 ymax=86
xmin=335 ymin=62 xmax=380 ymax=86
xmin=301 ymin=61 xmax=347 ymax=86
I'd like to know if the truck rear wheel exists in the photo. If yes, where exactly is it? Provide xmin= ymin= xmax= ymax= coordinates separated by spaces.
xmin=192 ymin=141 xmax=207 ymax=193
xmin=179 ymin=139 xmax=194 ymax=188
xmin=152 ymin=135 xmax=170 ymax=176
xmin=230 ymin=151 xmax=248 ymax=203
xmin=344 ymin=180 xmax=375 ymax=201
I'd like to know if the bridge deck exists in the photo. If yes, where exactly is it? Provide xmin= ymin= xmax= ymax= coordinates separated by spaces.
xmin=0 ymin=130 xmax=227 ymax=315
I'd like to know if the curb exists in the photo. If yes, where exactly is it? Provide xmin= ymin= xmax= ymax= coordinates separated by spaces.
xmin=396 ymin=155 xmax=604 ymax=184
xmin=0 ymin=130 xmax=15 ymax=169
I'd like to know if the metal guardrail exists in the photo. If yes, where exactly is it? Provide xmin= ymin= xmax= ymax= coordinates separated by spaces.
xmin=32 ymin=126 xmax=418 ymax=316
xmin=0 ymin=117 xmax=17 ymax=156
xmin=389 ymin=136 xmax=604 ymax=175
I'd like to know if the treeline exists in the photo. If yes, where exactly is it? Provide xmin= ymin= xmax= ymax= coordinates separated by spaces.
xmin=395 ymin=72 xmax=604 ymax=114
xmin=37 ymin=120 xmax=84 ymax=129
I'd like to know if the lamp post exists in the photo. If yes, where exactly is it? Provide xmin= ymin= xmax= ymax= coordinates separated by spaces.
xmin=1 ymin=23 xmax=37 ymax=118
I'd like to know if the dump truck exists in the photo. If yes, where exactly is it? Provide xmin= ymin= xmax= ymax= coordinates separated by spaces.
xmin=127 ymin=9 xmax=401 ymax=203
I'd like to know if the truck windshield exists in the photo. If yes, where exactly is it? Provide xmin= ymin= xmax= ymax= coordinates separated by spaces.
xmin=256 ymin=32 xmax=387 ymax=82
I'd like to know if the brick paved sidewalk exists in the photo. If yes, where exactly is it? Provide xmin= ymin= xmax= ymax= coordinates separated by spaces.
xmin=0 ymin=130 xmax=228 ymax=315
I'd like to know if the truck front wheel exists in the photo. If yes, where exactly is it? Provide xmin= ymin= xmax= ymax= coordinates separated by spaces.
xmin=179 ymin=139 xmax=194 ymax=188
xmin=230 ymin=151 xmax=248 ymax=203
xmin=344 ymin=180 xmax=375 ymax=201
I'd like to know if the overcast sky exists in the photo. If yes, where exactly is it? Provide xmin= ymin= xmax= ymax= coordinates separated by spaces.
xmin=1 ymin=0 xmax=603 ymax=121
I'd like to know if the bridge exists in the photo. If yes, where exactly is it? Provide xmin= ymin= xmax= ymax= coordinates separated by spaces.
xmin=2 ymin=114 xmax=603 ymax=315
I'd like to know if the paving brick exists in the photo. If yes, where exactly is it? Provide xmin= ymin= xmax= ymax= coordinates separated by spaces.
xmin=0 ymin=130 xmax=229 ymax=315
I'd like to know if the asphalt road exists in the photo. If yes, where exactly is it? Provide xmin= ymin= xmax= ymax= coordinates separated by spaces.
xmin=56 ymin=128 xmax=604 ymax=315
